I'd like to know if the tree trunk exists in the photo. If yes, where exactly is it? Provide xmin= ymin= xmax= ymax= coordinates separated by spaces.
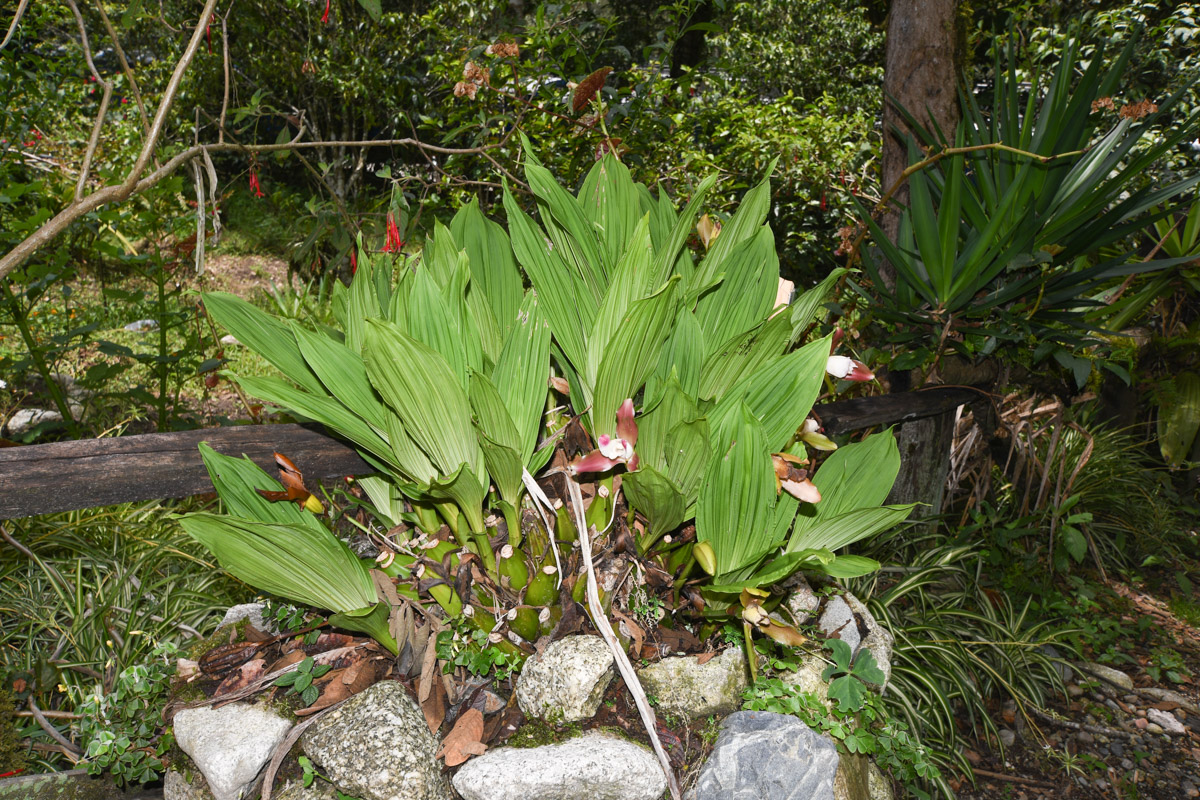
xmin=878 ymin=0 xmax=962 ymax=289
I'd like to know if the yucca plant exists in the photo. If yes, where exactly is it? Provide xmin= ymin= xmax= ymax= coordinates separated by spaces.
xmin=857 ymin=30 xmax=1200 ymax=361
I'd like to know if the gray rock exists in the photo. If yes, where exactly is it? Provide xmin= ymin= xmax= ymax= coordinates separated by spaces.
xmin=1146 ymin=708 xmax=1186 ymax=736
xmin=173 ymin=703 xmax=292 ymax=800
xmin=217 ymin=603 xmax=274 ymax=634
xmin=4 ymin=407 xmax=63 ymax=435
xmin=1038 ymin=645 xmax=1072 ymax=681
xmin=515 ymin=635 xmax=615 ymax=723
xmin=452 ymin=731 xmax=665 ymax=800
xmin=219 ymin=334 xmax=241 ymax=346
xmin=164 ymin=765 xmax=215 ymax=800
xmin=637 ymin=647 xmax=749 ymax=719
xmin=819 ymin=596 xmax=861 ymax=654
xmin=998 ymin=729 xmax=1016 ymax=748
xmin=843 ymin=594 xmax=893 ymax=690
xmin=301 ymin=680 xmax=450 ymax=800
xmin=1139 ymin=687 xmax=1200 ymax=715
xmin=686 ymin=711 xmax=839 ymax=800
xmin=1077 ymin=662 xmax=1133 ymax=694
xmin=124 ymin=319 xmax=159 ymax=332
xmin=785 ymin=577 xmax=821 ymax=625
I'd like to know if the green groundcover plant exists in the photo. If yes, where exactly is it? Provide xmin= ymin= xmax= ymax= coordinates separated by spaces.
xmin=183 ymin=145 xmax=912 ymax=655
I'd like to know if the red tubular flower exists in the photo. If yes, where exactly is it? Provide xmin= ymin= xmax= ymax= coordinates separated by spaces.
xmin=350 ymin=248 xmax=358 ymax=275
xmin=321 ymin=0 xmax=331 ymax=24
xmin=382 ymin=212 xmax=403 ymax=253
xmin=248 ymin=165 xmax=265 ymax=198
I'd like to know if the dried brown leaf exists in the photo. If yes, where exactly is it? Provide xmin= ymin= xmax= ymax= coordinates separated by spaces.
xmin=572 ymin=67 xmax=613 ymax=112
xmin=419 ymin=673 xmax=447 ymax=734
xmin=436 ymin=707 xmax=487 ymax=766
xmin=214 ymin=658 xmax=266 ymax=696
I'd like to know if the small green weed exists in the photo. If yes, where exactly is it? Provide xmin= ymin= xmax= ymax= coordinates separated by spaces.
xmin=1145 ymin=647 xmax=1192 ymax=684
xmin=76 ymin=643 xmax=177 ymax=785
xmin=274 ymin=657 xmax=331 ymax=707
xmin=297 ymin=754 xmax=361 ymax=800
xmin=436 ymin=627 xmax=520 ymax=681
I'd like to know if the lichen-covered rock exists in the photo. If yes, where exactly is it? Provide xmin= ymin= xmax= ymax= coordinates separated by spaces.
xmin=779 ymin=652 xmax=833 ymax=712
xmin=452 ymin=731 xmax=664 ymax=800
xmin=868 ymin=762 xmax=894 ymax=800
xmin=515 ymin=636 xmax=615 ymax=723
xmin=300 ymin=680 xmax=450 ymax=800
xmin=785 ymin=577 xmax=821 ymax=626
xmin=164 ymin=764 xmax=215 ymax=800
xmin=1078 ymin=662 xmax=1133 ymax=694
xmin=173 ymin=703 xmax=292 ymax=800
xmin=843 ymin=594 xmax=893 ymax=690
xmin=636 ymin=647 xmax=749 ymax=720
xmin=819 ymin=596 xmax=861 ymax=654
xmin=686 ymin=711 xmax=839 ymax=800
xmin=273 ymin=776 xmax=343 ymax=800
xmin=216 ymin=603 xmax=273 ymax=634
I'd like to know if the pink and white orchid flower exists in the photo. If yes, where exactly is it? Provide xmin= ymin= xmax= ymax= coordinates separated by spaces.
xmin=571 ymin=399 xmax=639 ymax=474
xmin=826 ymin=354 xmax=874 ymax=382
xmin=772 ymin=452 xmax=821 ymax=503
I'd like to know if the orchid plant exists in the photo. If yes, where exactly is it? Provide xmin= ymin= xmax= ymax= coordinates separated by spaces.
xmin=186 ymin=143 xmax=912 ymax=660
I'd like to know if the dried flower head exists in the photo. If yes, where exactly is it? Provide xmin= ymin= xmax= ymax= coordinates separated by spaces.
xmin=462 ymin=62 xmax=489 ymax=84
xmin=485 ymin=41 xmax=520 ymax=58
xmin=834 ymin=225 xmax=857 ymax=257
xmin=1119 ymin=99 xmax=1158 ymax=120
xmin=453 ymin=81 xmax=478 ymax=100
xmin=573 ymin=66 xmax=613 ymax=112
xmin=1091 ymin=96 xmax=1116 ymax=114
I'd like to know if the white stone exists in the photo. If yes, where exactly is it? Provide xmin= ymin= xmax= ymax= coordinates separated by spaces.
xmin=784 ymin=577 xmax=821 ymax=625
xmin=1139 ymin=687 xmax=1200 ymax=715
xmin=515 ymin=635 xmax=615 ymax=723
xmin=173 ymin=703 xmax=293 ymax=800
xmin=217 ymin=603 xmax=275 ymax=634
xmin=452 ymin=731 xmax=665 ymax=800
xmin=4 ymin=407 xmax=62 ymax=435
xmin=868 ymin=761 xmax=894 ymax=800
xmin=164 ymin=765 xmax=215 ymax=800
xmin=220 ymin=334 xmax=241 ymax=346
xmin=843 ymin=593 xmax=893 ymax=689
xmin=636 ymin=647 xmax=749 ymax=719
xmin=1146 ymin=707 xmax=1187 ymax=735
xmin=300 ymin=680 xmax=450 ymax=800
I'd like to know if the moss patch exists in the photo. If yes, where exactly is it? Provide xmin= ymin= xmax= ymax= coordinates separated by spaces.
xmin=0 ymin=689 xmax=27 ymax=774
xmin=506 ymin=719 xmax=584 ymax=749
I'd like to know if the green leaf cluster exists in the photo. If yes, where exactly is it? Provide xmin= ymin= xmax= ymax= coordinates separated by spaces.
xmin=274 ymin=656 xmax=333 ymax=706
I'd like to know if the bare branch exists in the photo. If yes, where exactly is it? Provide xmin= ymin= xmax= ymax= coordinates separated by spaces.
xmin=28 ymin=699 xmax=82 ymax=757
xmin=65 ymin=0 xmax=113 ymax=201
xmin=0 ymin=0 xmax=30 ymax=50
xmin=219 ymin=10 xmax=232 ymax=143
xmin=94 ymin=1 xmax=150 ymax=136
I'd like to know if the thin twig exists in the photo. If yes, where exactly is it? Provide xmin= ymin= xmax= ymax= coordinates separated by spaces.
xmin=218 ymin=10 xmax=232 ymax=144
xmin=28 ymin=699 xmax=82 ymax=756
xmin=65 ymin=0 xmax=113 ymax=202
xmin=971 ymin=768 xmax=1057 ymax=788
xmin=94 ymin=1 xmax=150 ymax=137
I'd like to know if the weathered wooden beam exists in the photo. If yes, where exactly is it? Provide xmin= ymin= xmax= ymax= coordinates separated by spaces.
xmin=0 ymin=387 xmax=979 ymax=520
xmin=0 ymin=424 xmax=373 ymax=520
xmin=817 ymin=386 xmax=978 ymax=435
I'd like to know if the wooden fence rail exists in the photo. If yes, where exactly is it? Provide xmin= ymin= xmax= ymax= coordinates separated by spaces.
xmin=0 ymin=387 xmax=978 ymax=520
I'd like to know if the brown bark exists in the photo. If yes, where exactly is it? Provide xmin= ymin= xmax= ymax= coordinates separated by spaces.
xmin=878 ymin=0 xmax=963 ymax=288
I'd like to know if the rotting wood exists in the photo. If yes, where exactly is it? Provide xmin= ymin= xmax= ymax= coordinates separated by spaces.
xmin=0 ymin=388 xmax=975 ymax=520
xmin=0 ymin=423 xmax=372 ymax=519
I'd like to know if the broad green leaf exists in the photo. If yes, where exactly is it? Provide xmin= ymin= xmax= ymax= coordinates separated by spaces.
xmin=197 ymin=444 xmax=322 ymax=530
xmin=691 ymin=166 xmax=775 ymax=294
xmin=693 ymin=227 xmax=778 ymax=350
xmin=450 ymin=199 xmax=524 ymax=337
xmin=235 ymin=374 xmax=402 ymax=475
xmin=696 ymin=403 xmax=775 ymax=573
xmin=623 ymin=466 xmax=686 ymax=541
xmin=491 ymin=292 xmax=552 ymax=464
xmin=525 ymin=161 xmax=607 ymax=292
xmin=203 ymin=292 xmax=323 ymax=395
xmin=356 ymin=0 xmax=382 ymax=22
xmin=820 ymin=554 xmax=883 ymax=579
xmin=578 ymin=155 xmax=642 ymax=272
xmin=710 ymin=336 xmax=830 ymax=453
xmin=586 ymin=215 xmax=655 ymax=387
xmin=698 ymin=312 xmax=790 ymax=401
xmin=363 ymin=319 xmax=483 ymax=481
xmin=290 ymin=322 xmax=390 ymax=429
xmin=407 ymin=266 xmax=466 ymax=385
xmin=503 ymin=184 xmax=593 ymax=374
xmin=646 ymin=307 xmax=705 ymax=407
xmin=787 ymin=505 xmax=915 ymax=554
xmin=468 ymin=369 xmax=523 ymax=503
xmin=654 ymin=174 xmax=718 ymax=280
xmin=1158 ymin=372 xmax=1200 ymax=468
xmin=793 ymin=430 xmax=902 ymax=537
xmin=179 ymin=513 xmax=375 ymax=613
xmin=636 ymin=376 xmax=701 ymax=472
xmin=328 ymin=602 xmax=397 ymax=654
xmin=345 ymin=258 xmax=382 ymax=354
xmin=592 ymin=276 xmax=681 ymax=432
xmin=665 ymin=415 xmax=710 ymax=506
xmin=790 ymin=268 xmax=847 ymax=341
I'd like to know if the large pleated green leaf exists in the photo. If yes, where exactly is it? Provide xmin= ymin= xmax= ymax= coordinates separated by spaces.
xmin=634 ymin=377 xmax=701 ymax=472
xmin=691 ymin=166 xmax=774 ymax=294
xmin=450 ymin=198 xmax=524 ymax=338
xmin=362 ymin=318 xmax=482 ymax=481
xmin=696 ymin=403 xmax=775 ymax=574
xmin=623 ymin=466 xmax=686 ymax=541
xmin=709 ymin=335 xmax=830 ymax=453
xmin=503 ymin=184 xmax=593 ymax=374
xmin=592 ymin=276 xmax=681 ymax=432
xmin=491 ymin=292 xmax=552 ymax=464
xmin=786 ymin=505 xmax=915 ymax=554
xmin=586 ymin=215 xmax=655 ymax=388
xmin=579 ymin=155 xmax=642 ymax=273
xmin=698 ymin=312 xmax=790 ymax=402
xmin=654 ymin=173 xmax=718 ymax=281
xmin=693 ymin=227 xmax=778 ymax=351
xmin=468 ymin=369 xmax=523 ymax=503
xmin=234 ymin=374 xmax=407 ymax=477
xmin=345 ymin=258 xmax=382 ymax=353
xmin=203 ymin=292 xmax=323 ymax=395
xmin=290 ymin=322 xmax=390 ymax=430
xmin=646 ymin=308 xmax=705 ymax=407
xmin=407 ymin=266 xmax=467 ymax=385
xmin=525 ymin=160 xmax=608 ymax=291
xmin=179 ymin=513 xmax=375 ymax=613
xmin=197 ymin=444 xmax=323 ymax=531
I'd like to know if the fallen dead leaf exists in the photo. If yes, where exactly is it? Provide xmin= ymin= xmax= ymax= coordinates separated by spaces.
xmin=695 ymin=652 xmax=717 ymax=666
xmin=214 ymin=658 xmax=266 ymax=696
xmin=418 ymin=673 xmax=447 ymax=734
xmin=266 ymin=650 xmax=307 ymax=674
xmin=436 ymin=707 xmax=487 ymax=766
